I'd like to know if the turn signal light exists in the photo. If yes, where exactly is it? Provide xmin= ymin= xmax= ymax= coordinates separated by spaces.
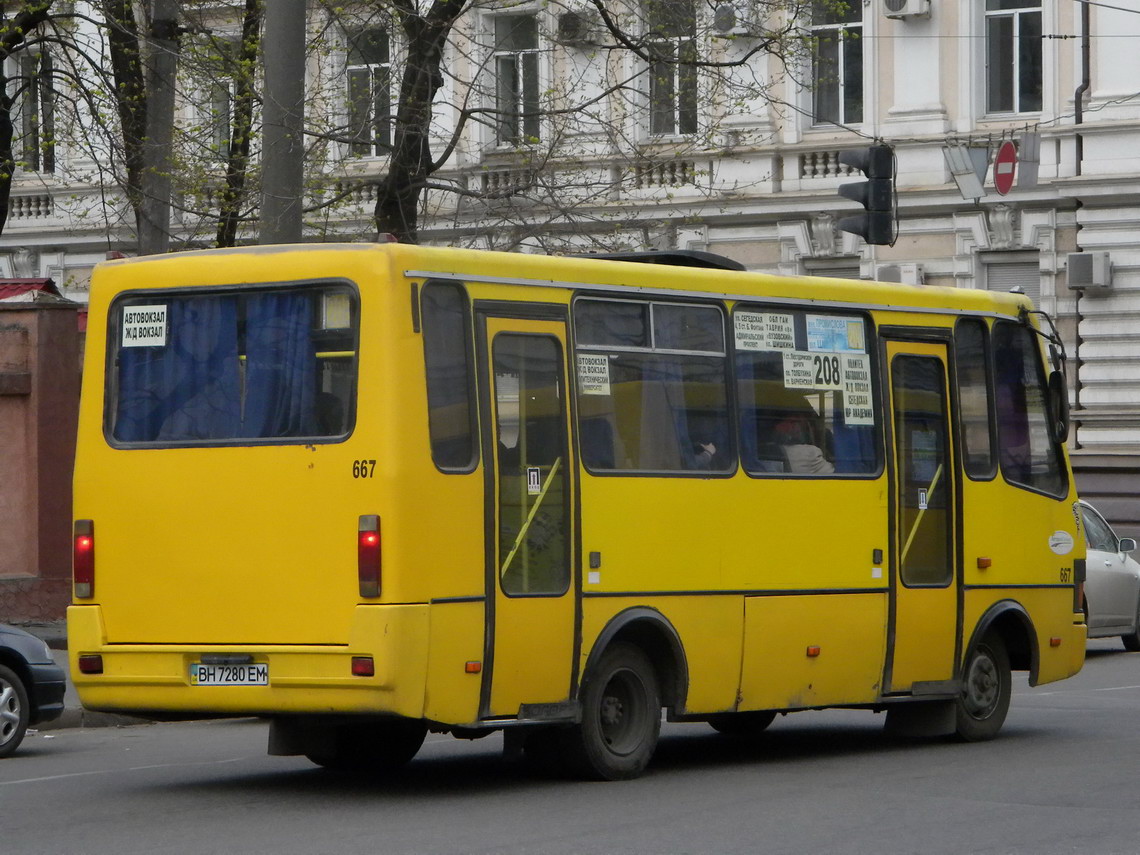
xmin=358 ymin=515 xmax=381 ymax=598
xmin=74 ymin=520 xmax=95 ymax=598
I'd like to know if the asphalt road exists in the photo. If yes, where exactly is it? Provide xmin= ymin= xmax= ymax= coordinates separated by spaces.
xmin=3 ymin=639 xmax=1138 ymax=855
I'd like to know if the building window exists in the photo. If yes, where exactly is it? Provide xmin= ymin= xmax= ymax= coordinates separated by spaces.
xmin=646 ymin=0 xmax=698 ymax=136
xmin=17 ymin=51 xmax=54 ymax=174
xmin=347 ymin=28 xmax=391 ymax=156
xmin=812 ymin=1 xmax=863 ymax=126
xmin=985 ymin=0 xmax=1042 ymax=114
xmin=493 ymin=15 xmax=541 ymax=146
xmin=204 ymin=39 xmax=238 ymax=159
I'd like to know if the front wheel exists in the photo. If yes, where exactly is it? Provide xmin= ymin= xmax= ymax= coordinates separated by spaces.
xmin=306 ymin=718 xmax=427 ymax=772
xmin=562 ymin=643 xmax=661 ymax=780
xmin=1122 ymin=598 xmax=1140 ymax=652
xmin=0 ymin=664 xmax=31 ymax=759
xmin=954 ymin=635 xmax=1011 ymax=742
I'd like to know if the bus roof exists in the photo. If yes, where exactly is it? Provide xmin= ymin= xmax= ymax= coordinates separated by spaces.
xmin=93 ymin=242 xmax=1033 ymax=319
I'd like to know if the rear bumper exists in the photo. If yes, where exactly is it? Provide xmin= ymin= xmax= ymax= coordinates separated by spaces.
xmin=66 ymin=603 xmax=430 ymax=719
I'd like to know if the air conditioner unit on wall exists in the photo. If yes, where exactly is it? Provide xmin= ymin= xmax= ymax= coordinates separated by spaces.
xmin=876 ymin=262 xmax=925 ymax=285
xmin=556 ymin=9 xmax=602 ymax=46
xmin=713 ymin=1 xmax=761 ymax=37
xmin=883 ymin=0 xmax=931 ymax=20
xmin=1067 ymin=251 xmax=1112 ymax=290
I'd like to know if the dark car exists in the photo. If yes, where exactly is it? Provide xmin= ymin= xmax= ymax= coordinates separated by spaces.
xmin=0 ymin=624 xmax=66 ymax=757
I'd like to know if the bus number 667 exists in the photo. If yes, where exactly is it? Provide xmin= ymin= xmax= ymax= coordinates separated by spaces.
xmin=352 ymin=459 xmax=376 ymax=478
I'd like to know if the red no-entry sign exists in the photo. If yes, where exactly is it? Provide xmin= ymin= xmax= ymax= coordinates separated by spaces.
xmin=994 ymin=141 xmax=1017 ymax=196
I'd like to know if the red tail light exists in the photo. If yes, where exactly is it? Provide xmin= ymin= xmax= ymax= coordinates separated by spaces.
xmin=358 ymin=515 xmax=381 ymax=598
xmin=74 ymin=519 xmax=95 ymax=598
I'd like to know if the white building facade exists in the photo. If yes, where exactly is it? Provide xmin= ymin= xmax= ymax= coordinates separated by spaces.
xmin=4 ymin=0 xmax=1140 ymax=527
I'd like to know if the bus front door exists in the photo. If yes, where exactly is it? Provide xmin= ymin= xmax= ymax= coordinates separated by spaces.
xmin=479 ymin=314 xmax=577 ymax=720
xmin=885 ymin=339 xmax=960 ymax=694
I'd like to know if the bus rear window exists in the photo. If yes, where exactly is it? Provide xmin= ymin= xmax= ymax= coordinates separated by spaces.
xmin=108 ymin=284 xmax=358 ymax=444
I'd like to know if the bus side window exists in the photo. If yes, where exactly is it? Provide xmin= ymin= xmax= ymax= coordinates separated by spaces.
xmin=734 ymin=308 xmax=878 ymax=478
xmin=574 ymin=299 xmax=731 ymax=474
xmin=954 ymin=318 xmax=995 ymax=479
xmin=992 ymin=321 xmax=1066 ymax=497
xmin=422 ymin=282 xmax=478 ymax=471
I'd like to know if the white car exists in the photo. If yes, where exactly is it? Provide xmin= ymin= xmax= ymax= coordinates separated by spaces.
xmin=1079 ymin=501 xmax=1140 ymax=651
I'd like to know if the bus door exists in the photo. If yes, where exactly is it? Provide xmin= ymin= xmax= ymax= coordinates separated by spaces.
xmin=478 ymin=312 xmax=577 ymax=720
xmin=884 ymin=339 xmax=960 ymax=694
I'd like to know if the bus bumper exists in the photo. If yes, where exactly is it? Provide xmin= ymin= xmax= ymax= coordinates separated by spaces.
xmin=66 ymin=604 xmax=430 ymax=719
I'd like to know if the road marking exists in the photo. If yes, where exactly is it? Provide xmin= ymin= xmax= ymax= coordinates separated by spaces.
xmin=1027 ymin=684 xmax=1140 ymax=697
xmin=0 ymin=756 xmax=244 ymax=787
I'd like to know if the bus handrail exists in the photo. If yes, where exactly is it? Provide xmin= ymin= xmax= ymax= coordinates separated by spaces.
xmin=500 ymin=457 xmax=562 ymax=579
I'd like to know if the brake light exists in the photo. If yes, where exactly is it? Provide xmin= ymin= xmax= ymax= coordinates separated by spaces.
xmin=78 ymin=654 xmax=104 ymax=674
xmin=358 ymin=515 xmax=381 ymax=597
xmin=74 ymin=519 xmax=95 ymax=598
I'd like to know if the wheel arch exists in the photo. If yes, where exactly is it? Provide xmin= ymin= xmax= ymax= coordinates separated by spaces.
xmin=583 ymin=607 xmax=690 ymax=715
xmin=964 ymin=599 xmax=1040 ymax=685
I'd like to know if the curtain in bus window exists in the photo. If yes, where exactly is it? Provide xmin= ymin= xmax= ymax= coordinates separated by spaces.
xmin=116 ymin=298 xmax=241 ymax=442
xmin=241 ymin=292 xmax=319 ymax=437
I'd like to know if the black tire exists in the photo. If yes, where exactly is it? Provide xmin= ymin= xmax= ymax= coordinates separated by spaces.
xmin=954 ymin=635 xmax=1011 ymax=742
xmin=707 ymin=710 xmax=777 ymax=736
xmin=562 ymin=643 xmax=661 ymax=780
xmin=1121 ymin=598 xmax=1140 ymax=652
xmin=306 ymin=718 xmax=427 ymax=772
xmin=0 ymin=664 xmax=31 ymax=759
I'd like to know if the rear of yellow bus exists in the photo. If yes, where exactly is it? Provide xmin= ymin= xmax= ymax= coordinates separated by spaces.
xmin=68 ymin=244 xmax=450 ymax=764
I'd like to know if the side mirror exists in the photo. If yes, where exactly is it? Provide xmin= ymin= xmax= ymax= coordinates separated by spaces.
xmin=1048 ymin=371 xmax=1070 ymax=443
xmin=1119 ymin=538 xmax=1137 ymax=554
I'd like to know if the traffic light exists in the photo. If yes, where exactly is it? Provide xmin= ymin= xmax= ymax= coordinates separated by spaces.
xmin=837 ymin=143 xmax=896 ymax=246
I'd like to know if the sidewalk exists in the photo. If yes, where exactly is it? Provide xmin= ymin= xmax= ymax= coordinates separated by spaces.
xmin=19 ymin=620 xmax=148 ymax=730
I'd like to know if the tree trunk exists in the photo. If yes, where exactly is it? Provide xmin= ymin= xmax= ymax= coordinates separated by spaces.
xmin=215 ymin=0 xmax=262 ymax=247
xmin=373 ymin=2 xmax=465 ymax=243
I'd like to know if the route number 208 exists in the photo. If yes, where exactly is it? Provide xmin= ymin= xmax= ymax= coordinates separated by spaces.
xmin=352 ymin=459 xmax=377 ymax=478
xmin=813 ymin=354 xmax=842 ymax=389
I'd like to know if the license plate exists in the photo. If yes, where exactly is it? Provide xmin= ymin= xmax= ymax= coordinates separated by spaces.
xmin=190 ymin=662 xmax=268 ymax=686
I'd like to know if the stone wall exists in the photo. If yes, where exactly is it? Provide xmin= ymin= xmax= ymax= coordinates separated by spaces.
xmin=0 ymin=303 xmax=80 ymax=622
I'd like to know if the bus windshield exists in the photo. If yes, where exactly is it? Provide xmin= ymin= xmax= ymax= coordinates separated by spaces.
xmin=108 ymin=283 xmax=357 ymax=444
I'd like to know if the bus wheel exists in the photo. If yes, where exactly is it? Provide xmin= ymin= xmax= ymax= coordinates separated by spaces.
xmin=306 ymin=719 xmax=427 ymax=772
xmin=1121 ymin=599 xmax=1140 ymax=652
xmin=564 ymin=643 xmax=661 ymax=780
xmin=954 ymin=635 xmax=1011 ymax=742
xmin=707 ymin=710 xmax=776 ymax=736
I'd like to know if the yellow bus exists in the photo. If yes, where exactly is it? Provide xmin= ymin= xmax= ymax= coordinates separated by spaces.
xmin=68 ymin=242 xmax=1087 ymax=779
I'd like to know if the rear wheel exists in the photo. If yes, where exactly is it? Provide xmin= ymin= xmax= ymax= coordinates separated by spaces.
xmin=1122 ymin=598 xmax=1140 ymax=652
xmin=0 ymin=664 xmax=30 ymax=759
xmin=306 ymin=718 xmax=427 ymax=772
xmin=562 ymin=643 xmax=661 ymax=780
xmin=707 ymin=710 xmax=776 ymax=736
xmin=954 ymin=635 xmax=1011 ymax=742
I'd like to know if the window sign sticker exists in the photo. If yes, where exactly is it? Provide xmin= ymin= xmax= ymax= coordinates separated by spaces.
xmin=734 ymin=311 xmax=795 ymax=352
xmin=527 ymin=467 xmax=542 ymax=495
xmin=577 ymin=353 xmax=611 ymax=395
xmin=733 ymin=312 xmax=766 ymax=351
xmin=809 ymin=352 xmax=843 ymax=391
xmin=782 ymin=350 xmax=816 ymax=389
xmin=121 ymin=304 xmax=168 ymax=348
xmin=842 ymin=353 xmax=875 ymax=425
xmin=764 ymin=312 xmax=795 ymax=350
xmin=807 ymin=315 xmax=865 ymax=353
